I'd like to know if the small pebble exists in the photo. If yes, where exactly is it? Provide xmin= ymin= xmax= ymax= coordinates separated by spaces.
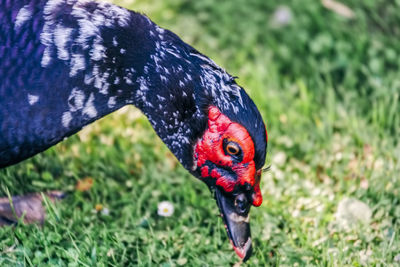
xmin=335 ymin=198 xmax=371 ymax=228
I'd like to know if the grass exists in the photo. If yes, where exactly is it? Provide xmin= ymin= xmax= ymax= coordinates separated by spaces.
xmin=1 ymin=0 xmax=400 ymax=265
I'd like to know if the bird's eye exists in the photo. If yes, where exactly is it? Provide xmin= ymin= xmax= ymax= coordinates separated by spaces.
xmin=226 ymin=142 xmax=240 ymax=155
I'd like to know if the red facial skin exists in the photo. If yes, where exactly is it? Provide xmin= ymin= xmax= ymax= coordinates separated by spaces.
xmin=194 ymin=106 xmax=263 ymax=206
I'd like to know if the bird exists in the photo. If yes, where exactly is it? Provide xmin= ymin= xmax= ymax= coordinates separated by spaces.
xmin=0 ymin=0 xmax=268 ymax=261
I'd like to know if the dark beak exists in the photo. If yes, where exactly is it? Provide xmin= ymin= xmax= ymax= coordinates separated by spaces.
xmin=215 ymin=188 xmax=252 ymax=261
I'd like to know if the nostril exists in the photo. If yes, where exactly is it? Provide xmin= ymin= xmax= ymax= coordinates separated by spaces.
xmin=234 ymin=194 xmax=248 ymax=214
xmin=244 ymin=182 xmax=252 ymax=192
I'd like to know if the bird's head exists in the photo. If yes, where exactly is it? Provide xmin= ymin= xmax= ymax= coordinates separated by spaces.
xmin=191 ymin=104 xmax=267 ymax=261
xmin=133 ymin=31 xmax=268 ymax=260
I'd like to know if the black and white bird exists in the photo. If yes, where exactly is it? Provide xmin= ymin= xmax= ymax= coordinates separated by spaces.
xmin=0 ymin=0 xmax=268 ymax=261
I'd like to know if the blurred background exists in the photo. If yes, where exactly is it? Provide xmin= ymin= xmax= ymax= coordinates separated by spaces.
xmin=1 ymin=0 xmax=399 ymax=265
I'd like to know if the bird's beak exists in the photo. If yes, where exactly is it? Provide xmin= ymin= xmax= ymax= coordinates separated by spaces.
xmin=215 ymin=188 xmax=252 ymax=261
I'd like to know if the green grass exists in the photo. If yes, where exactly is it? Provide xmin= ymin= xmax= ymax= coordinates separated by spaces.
xmin=1 ymin=0 xmax=400 ymax=265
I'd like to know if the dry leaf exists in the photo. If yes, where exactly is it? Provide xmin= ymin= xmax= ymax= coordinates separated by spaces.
xmin=322 ymin=0 xmax=355 ymax=19
xmin=76 ymin=177 xmax=94 ymax=192
xmin=0 ymin=191 xmax=64 ymax=226
xmin=95 ymin=204 xmax=103 ymax=211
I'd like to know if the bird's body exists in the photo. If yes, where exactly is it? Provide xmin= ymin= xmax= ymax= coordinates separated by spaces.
xmin=0 ymin=0 xmax=267 ymax=261
xmin=1 ymin=0 xmax=202 ymax=167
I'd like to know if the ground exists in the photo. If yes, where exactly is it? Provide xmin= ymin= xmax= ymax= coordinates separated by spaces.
xmin=1 ymin=0 xmax=399 ymax=266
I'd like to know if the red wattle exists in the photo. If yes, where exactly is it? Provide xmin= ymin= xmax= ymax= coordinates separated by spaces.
xmin=252 ymin=182 xmax=262 ymax=207
xmin=201 ymin=166 xmax=209 ymax=177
